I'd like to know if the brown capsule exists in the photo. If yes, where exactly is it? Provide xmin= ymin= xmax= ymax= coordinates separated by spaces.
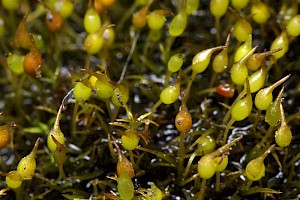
xmin=116 ymin=152 xmax=135 ymax=178
xmin=46 ymin=10 xmax=64 ymax=32
xmin=94 ymin=0 xmax=105 ymax=14
xmin=15 ymin=14 xmax=33 ymax=50
xmin=246 ymin=48 xmax=282 ymax=71
xmin=132 ymin=0 xmax=153 ymax=29
xmin=23 ymin=46 xmax=42 ymax=78
xmin=175 ymin=102 xmax=192 ymax=133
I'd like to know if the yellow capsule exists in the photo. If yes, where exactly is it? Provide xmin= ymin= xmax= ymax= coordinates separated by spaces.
xmin=270 ymin=31 xmax=289 ymax=60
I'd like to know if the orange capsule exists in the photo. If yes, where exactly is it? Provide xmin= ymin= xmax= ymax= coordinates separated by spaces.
xmin=215 ymin=83 xmax=235 ymax=98
xmin=46 ymin=10 xmax=64 ymax=32
xmin=175 ymin=102 xmax=192 ymax=133
xmin=0 ymin=125 xmax=9 ymax=149
xmin=23 ymin=46 xmax=43 ymax=78
xmin=94 ymin=0 xmax=105 ymax=14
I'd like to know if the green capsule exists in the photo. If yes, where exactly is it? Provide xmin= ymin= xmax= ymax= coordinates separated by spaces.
xmin=47 ymin=105 xmax=65 ymax=152
xmin=74 ymin=82 xmax=92 ymax=103
xmin=245 ymin=145 xmax=275 ymax=181
xmin=231 ymin=79 xmax=252 ymax=121
xmin=147 ymin=10 xmax=166 ymax=30
xmin=234 ymin=34 xmax=252 ymax=62
xmin=198 ymin=154 xmax=217 ymax=179
xmin=270 ymin=31 xmax=289 ymax=60
xmin=168 ymin=53 xmax=184 ymax=72
xmin=83 ymin=32 xmax=104 ymax=55
xmin=186 ymin=0 xmax=199 ymax=15
xmin=231 ymin=46 xmax=257 ymax=85
xmin=84 ymin=7 xmax=101 ymax=33
xmin=247 ymin=64 xmax=267 ymax=93
xmin=192 ymin=46 xmax=225 ymax=74
xmin=232 ymin=18 xmax=252 ymax=42
xmin=245 ymin=157 xmax=265 ymax=181
xmin=251 ymin=1 xmax=270 ymax=24
xmin=121 ymin=129 xmax=139 ymax=151
xmin=17 ymin=138 xmax=40 ymax=179
xmin=210 ymin=0 xmax=229 ymax=18
xmin=6 ymin=53 xmax=24 ymax=75
xmin=265 ymin=87 xmax=284 ymax=127
xmin=231 ymin=0 xmax=249 ymax=10
xmin=169 ymin=12 xmax=187 ymax=37
xmin=160 ymin=76 xmax=180 ymax=104
xmin=6 ymin=171 xmax=23 ymax=189
xmin=287 ymin=15 xmax=300 ymax=37
xmin=254 ymin=74 xmax=291 ymax=111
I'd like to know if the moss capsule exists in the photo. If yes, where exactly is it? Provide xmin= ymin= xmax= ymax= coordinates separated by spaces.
xmin=1 ymin=0 xmax=19 ymax=10
xmin=232 ymin=18 xmax=252 ymax=42
xmin=0 ymin=125 xmax=10 ymax=149
xmin=192 ymin=45 xmax=225 ymax=74
xmin=265 ymin=87 xmax=284 ymax=127
xmin=231 ymin=79 xmax=252 ymax=121
xmin=17 ymin=138 xmax=40 ymax=179
xmin=169 ymin=12 xmax=187 ymax=37
xmin=255 ymin=75 xmax=290 ymax=110
xmin=83 ymin=31 xmax=104 ymax=54
xmin=160 ymin=76 xmax=180 ymax=105
xmin=175 ymin=102 xmax=192 ymax=133
xmin=210 ymin=0 xmax=229 ymax=18
xmin=15 ymin=14 xmax=33 ymax=50
xmin=47 ymin=105 xmax=65 ymax=152
xmin=147 ymin=10 xmax=166 ymax=30
xmin=245 ymin=145 xmax=275 ymax=181
xmin=287 ymin=14 xmax=300 ymax=37
xmin=197 ymin=135 xmax=216 ymax=155
xmin=121 ymin=129 xmax=139 ymax=151
xmin=245 ymin=157 xmax=265 ymax=181
xmin=84 ymin=7 xmax=101 ymax=33
xmin=94 ymin=79 xmax=114 ymax=99
xmin=198 ymin=154 xmax=217 ymax=179
xmin=52 ymin=135 xmax=68 ymax=165
xmin=231 ymin=46 xmax=257 ymax=85
xmin=215 ymin=155 xmax=228 ymax=172
xmin=55 ymin=0 xmax=74 ymax=19
xmin=215 ymin=83 xmax=235 ymax=98
xmin=247 ymin=63 xmax=267 ymax=93
xmin=251 ymin=1 xmax=270 ymax=24
xmin=231 ymin=0 xmax=249 ymax=10
xmin=46 ymin=10 xmax=64 ymax=32
xmin=275 ymin=123 xmax=292 ymax=148
xmin=186 ymin=0 xmax=199 ymax=15
xmin=198 ymin=136 xmax=242 ymax=179
xmin=6 ymin=53 xmax=24 ymax=75
xmin=23 ymin=46 xmax=43 ymax=78
xmin=246 ymin=48 xmax=282 ymax=71
xmin=168 ymin=53 xmax=184 ymax=73
xmin=74 ymin=81 xmax=92 ymax=103
xmin=234 ymin=34 xmax=252 ymax=62
xmin=6 ymin=171 xmax=23 ymax=189
xmin=270 ymin=31 xmax=289 ymax=60
xmin=132 ymin=0 xmax=152 ymax=29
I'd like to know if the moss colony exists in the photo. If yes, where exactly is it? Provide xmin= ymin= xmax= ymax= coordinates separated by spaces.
xmin=0 ymin=0 xmax=300 ymax=199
